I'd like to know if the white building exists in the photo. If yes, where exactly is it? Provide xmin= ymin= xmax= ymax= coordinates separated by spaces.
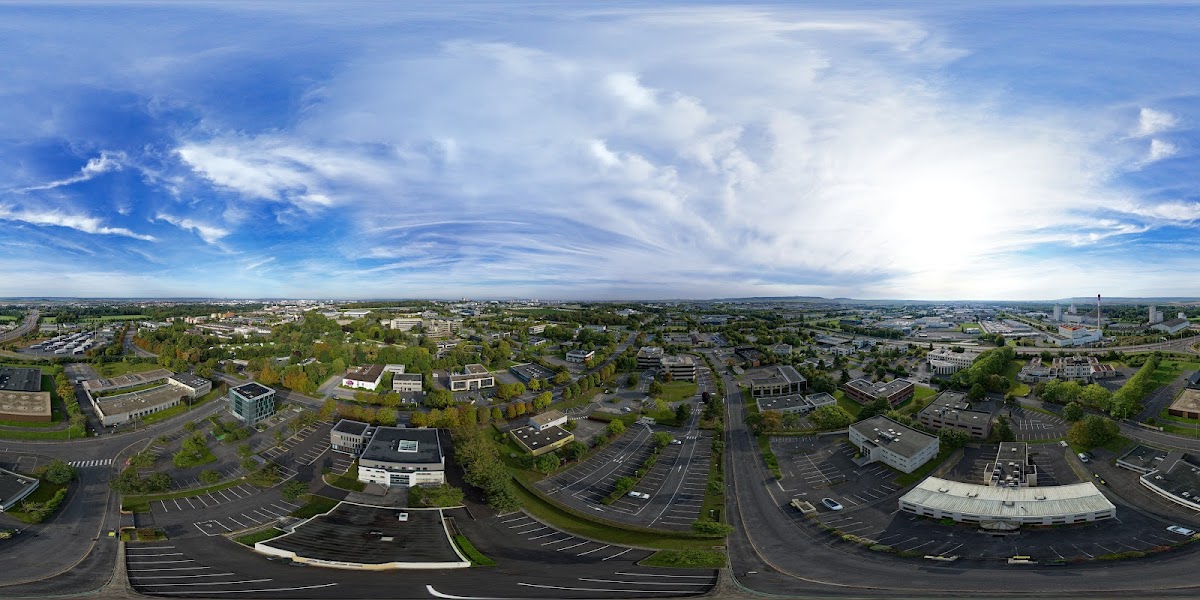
xmin=900 ymin=477 xmax=1115 ymax=526
xmin=565 ymin=349 xmax=595 ymax=363
xmin=848 ymin=416 xmax=939 ymax=474
xmin=342 ymin=364 xmax=384 ymax=390
xmin=926 ymin=348 xmax=979 ymax=376
xmin=1053 ymin=325 xmax=1102 ymax=347
xmin=1153 ymin=317 xmax=1190 ymax=335
xmin=357 ymin=427 xmax=445 ymax=488
xmin=388 ymin=318 xmax=423 ymax=331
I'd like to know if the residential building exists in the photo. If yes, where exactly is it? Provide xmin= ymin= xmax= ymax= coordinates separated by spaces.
xmin=749 ymin=365 xmax=807 ymax=397
xmin=916 ymin=391 xmax=994 ymax=439
xmin=843 ymin=378 xmax=915 ymax=407
xmin=448 ymin=364 xmax=494 ymax=391
xmin=773 ymin=344 xmax=792 ymax=356
xmin=357 ymin=427 xmax=445 ymax=488
xmin=848 ymin=416 xmax=940 ymax=474
xmin=660 ymin=355 xmax=698 ymax=382
xmin=330 ymin=419 xmax=371 ymax=455
xmin=392 ymin=373 xmax=424 ymax=393
xmin=900 ymin=477 xmax=1114 ymax=525
xmin=636 ymin=346 xmax=664 ymax=370
xmin=343 ymin=364 xmax=385 ymax=390
xmin=1018 ymin=358 xmax=1053 ymax=384
xmin=565 ymin=349 xmax=595 ymax=363
xmin=0 ymin=468 xmax=40 ymax=512
xmin=228 ymin=382 xmax=277 ymax=426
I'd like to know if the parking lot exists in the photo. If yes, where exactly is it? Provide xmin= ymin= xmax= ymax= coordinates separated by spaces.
xmin=1009 ymin=407 xmax=1069 ymax=441
xmin=193 ymin=498 xmax=304 ymax=536
xmin=772 ymin=436 xmax=900 ymax=509
xmin=261 ymin=421 xmax=331 ymax=461
xmin=152 ymin=482 xmax=271 ymax=514
xmin=126 ymin=542 xmax=340 ymax=598
xmin=949 ymin=443 xmax=1080 ymax=488
xmin=260 ymin=504 xmax=462 ymax=565
xmin=498 ymin=513 xmax=656 ymax=561
xmin=537 ymin=418 xmax=714 ymax=530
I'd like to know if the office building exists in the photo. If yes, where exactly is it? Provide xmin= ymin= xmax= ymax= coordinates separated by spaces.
xmin=448 ymin=364 xmax=494 ymax=391
xmin=926 ymin=348 xmax=979 ymax=376
xmin=330 ymin=419 xmax=372 ymax=455
xmin=357 ymin=427 xmax=445 ymax=488
xmin=392 ymin=373 xmax=423 ymax=393
xmin=749 ymin=365 xmax=807 ymax=397
xmin=916 ymin=391 xmax=994 ymax=439
xmin=565 ymin=349 xmax=595 ymax=363
xmin=900 ymin=477 xmax=1115 ymax=526
xmin=228 ymin=382 xmax=277 ymax=426
xmin=659 ymin=354 xmax=698 ymax=381
xmin=636 ymin=346 xmax=664 ymax=370
xmin=343 ymin=364 xmax=385 ymax=390
xmin=843 ymin=378 xmax=915 ymax=407
xmin=848 ymin=416 xmax=939 ymax=474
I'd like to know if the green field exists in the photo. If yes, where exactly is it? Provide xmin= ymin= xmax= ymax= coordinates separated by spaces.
xmin=835 ymin=390 xmax=863 ymax=418
xmin=640 ymin=549 xmax=726 ymax=569
xmin=657 ymin=381 xmax=698 ymax=402
xmin=0 ymin=316 xmax=17 ymax=322
xmin=322 ymin=462 xmax=366 ymax=492
xmin=5 ymin=481 xmax=67 ymax=524
xmin=173 ymin=447 xmax=216 ymax=468
xmin=96 ymin=361 xmax=162 ymax=378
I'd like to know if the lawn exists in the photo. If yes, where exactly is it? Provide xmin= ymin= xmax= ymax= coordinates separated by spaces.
xmin=0 ymin=316 xmax=16 ymax=322
xmin=289 ymin=494 xmax=339 ymax=518
xmin=121 ymin=478 xmax=250 ymax=513
xmin=96 ymin=361 xmax=162 ymax=378
xmin=4 ymin=481 xmax=67 ymax=524
xmin=322 ymin=461 xmax=366 ymax=492
xmin=139 ymin=386 xmax=224 ymax=426
xmin=657 ymin=381 xmax=699 ymax=402
xmin=454 ymin=535 xmax=496 ymax=566
xmin=699 ymin=440 xmax=725 ymax=525
xmin=1151 ymin=360 xmax=1200 ymax=387
xmin=235 ymin=528 xmax=284 ymax=546
xmin=835 ymin=390 xmax=862 ymax=418
xmin=1099 ymin=434 xmax=1134 ymax=454
xmin=640 ymin=549 xmax=726 ymax=569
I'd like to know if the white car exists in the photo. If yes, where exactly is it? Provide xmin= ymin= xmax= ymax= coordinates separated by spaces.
xmin=397 ymin=512 xmax=409 ymax=522
xmin=821 ymin=497 xmax=843 ymax=511
xmin=670 ymin=439 xmax=683 ymax=445
xmin=1167 ymin=525 xmax=1195 ymax=536
xmin=627 ymin=491 xmax=650 ymax=499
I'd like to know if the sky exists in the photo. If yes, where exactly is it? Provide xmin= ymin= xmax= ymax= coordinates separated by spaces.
xmin=1 ymin=1 xmax=1198 ymax=301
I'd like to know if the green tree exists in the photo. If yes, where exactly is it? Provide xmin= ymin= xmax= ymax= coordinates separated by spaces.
xmin=36 ymin=460 xmax=76 ymax=485
xmin=652 ymin=432 xmax=674 ymax=448
xmin=808 ymin=405 xmax=853 ymax=429
xmin=281 ymin=480 xmax=308 ymax=501
xmin=649 ymin=381 xmax=664 ymax=396
xmin=626 ymin=374 xmax=638 ymax=387
xmin=1066 ymin=414 xmax=1119 ymax=449
xmin=1063 ymin=402 xmax=1084 ymax=422
xmin=938 ymin=427 xmax=971 ymax=449
xmin=606 ymin=419 xmax=626 ymax=436
xmin=534 ymin=452 xmax=561 ymax=474
xmin=562 ymin=441 xmax=588 ymax=461
xmin=992 ymin=414 xmax=1015 ymax=442
xmin=199 ymin=469 xmax=221 ymax=485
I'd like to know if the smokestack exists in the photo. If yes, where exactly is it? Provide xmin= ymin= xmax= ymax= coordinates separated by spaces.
xmin=1097 ymin=294 xmax=1101 ymax=330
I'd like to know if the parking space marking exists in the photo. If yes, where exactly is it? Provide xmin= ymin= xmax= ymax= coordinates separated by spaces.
xmin=541 ymin=536 xmax=573 ymax=546
xmin=578 ymin=545 xmax=609 ymax=556
xmin=602 ymin=548 xmax=632 ymax=561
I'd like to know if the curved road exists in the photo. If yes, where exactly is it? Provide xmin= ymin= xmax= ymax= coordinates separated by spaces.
xmin=713 ymin=348 xmax=1200 ymax=599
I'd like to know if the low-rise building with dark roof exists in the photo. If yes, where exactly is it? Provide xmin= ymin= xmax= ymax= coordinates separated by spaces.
xmin=228 ymin=381 xmax=277 ymax=426
xmin=0 ymin=367 xmax=42 ymax=392
xmin=167 ymin=372 xmax=212 ymax=398
xmin=917 ymin=391 xmax=995 ymax=439
xmin=392 ymin=372 xmax=424 ymax=393
xmin=749 ymin=365 xmax=807 ymax=397
xmin=734 ymin=347 xmax=766 ymax=367
xmin=509 ymin=362 xmax=556 ymax=383
xmin=843 ymin=378 xmax=915 ymax=407
xmin=331 ymin=419 xmax=372 ymax=455
xmin=1116 ymin=444 xmax=1169 ymax=474
xmin=1169 ymin=389 xmax=1200 ymax=420
xmin=81 ymin=368 xmax=172 ymax=395
xmin=0 ymin=468 xmax=39 ymax=512
xmin=342 ymin=364 xmax=385 ymax=390
xmin=848 ymin=415 xmax=939 ymax=474
xmin=358 ymin=427 xmax=445 ymax=488
xmin=1187 ymin=371 xmax=1200 ymax=390
xmin=1139 ymin=451 xmax=1200 ymax=511
xmin=509 ymin=423 xmax=574 ymax=457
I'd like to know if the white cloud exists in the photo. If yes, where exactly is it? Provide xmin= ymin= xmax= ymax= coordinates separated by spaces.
xmin=0 ymin=204 xmax=154 ymax=241
xmin=1134 ymin=107 xmax=1177 ymax=137
xmin=22 ymin=152 xmax=125 ymax=191
xmin=1146 ymin=138 xmax=1178 ymax=163
xmin=154 ymin=213 xmax=230 ymax=245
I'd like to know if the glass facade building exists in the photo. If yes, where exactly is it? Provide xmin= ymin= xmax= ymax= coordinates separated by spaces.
xmin=228 ymin=381 xmax=276 ymax=426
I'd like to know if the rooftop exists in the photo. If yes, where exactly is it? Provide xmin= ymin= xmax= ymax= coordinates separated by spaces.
xmin=463 ymin=363 xmax=489 ymax=375
xmin=360 ymin=427 xmax=443 ymax=465
xmin=0 ymin=390 xmax=52 ymax=418
xmin=918 ymin=391 xmax=996 ymax=423
xmin=345 ymin=364 xmax=385 ymax=383
xmin=1160 ymin=317 xmax=1190 ymax=328
xmin=1117 ymin=444 xmax=1170 ymax=474
xmin=1142 ymin=453 xmax=1200 ymax=506
xmin=97 ymin=383 xmax=188 ymax=415
xmin=637 ymin=346 xmax=664 ymax=358
xmin=510 ymin=424 xmax=572 ymax=453
xmin=850 ymin=415 xmax=938 ymax=459
xmin=902 ymin=477 xmax=1114 ymax=519
xmin=0 ymin=468 xmax=39 ymax=508
xmin=845 ymin=378 xmax=914 ymax=399
xmin=755 ymin=395 xmax=809 ymax=412
xmin=1170 ymin=389 xmax=1200 ymax=414
xmin=82 ymin=368 xmax=173 ymax=393
xmin=0 ymin=367 xmax=41 ymax=392
xmin=749 ymin=365 xmax=806 ymax=387
xmin=231 ymin=381 xmax=273 ymax=399
xmin=393 ymin=373 xmax=423 ymax=381
xmin=660 ymin=354 xmax=696 ymax=367
xmin=169 ymin=372 xmax=210 ymax=389
xmin=333 ymin=419 xmax=370 ymax=436
xmin=529 ymin=410 xmax=567 ymax=427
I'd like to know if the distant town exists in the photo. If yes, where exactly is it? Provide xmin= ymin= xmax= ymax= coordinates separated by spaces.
xmin=0 ymin=296 xmax=1198 ymax=598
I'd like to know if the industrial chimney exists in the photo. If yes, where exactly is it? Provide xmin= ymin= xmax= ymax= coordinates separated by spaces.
xmin=1097 ymin=294 xmax=1102 ymax=330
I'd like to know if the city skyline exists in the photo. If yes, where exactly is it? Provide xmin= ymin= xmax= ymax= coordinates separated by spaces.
xmin=2 ymin=2 xmax=1198 ymax=300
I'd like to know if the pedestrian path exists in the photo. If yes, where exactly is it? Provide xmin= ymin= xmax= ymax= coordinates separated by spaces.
xmin=69 ymin=458 xmax=113 ymax=468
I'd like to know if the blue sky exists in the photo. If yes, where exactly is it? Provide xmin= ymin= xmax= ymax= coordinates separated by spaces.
xmin=1 ymin=2 xmax=1198 ymax=300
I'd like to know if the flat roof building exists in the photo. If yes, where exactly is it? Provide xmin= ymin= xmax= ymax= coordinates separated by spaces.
xmin=167 ymin=372 xmax=212 ymax=398
xmin=755 ymin=392 xmax=835 ymax=416
xmin=900 ymin=477 xmax=1115 ymax=526
xmin=0 ymin=367 xmax=42 ymax=392
xmin=508 ymin=363 xmax=556 ymax=383
xmin=917 ymin=391 xmax=995 ymax=439
xmin=749 ymin=365 xmax=807 ymax=397
xmin=1116 ymin=444 xmax=1170 ymax=474
xmin=1139 ymin=452 xmax=1200 ymax=511
xmin=528 ymin=409 xmax=568 ymax=431
xmin=1168 ymin=389 xmax=1200 ymax=420
xmin=81 ymin=368 xmax=172 ymax=395
xmin=565 ymin=349 xmax=595 ymax=363
xmin=509 ymin=423 xmax=574 ymax=457
xmin=926 ymin=349 xmax=978 ymax=375
xmin=357 ymin=427 xmax=445 ymax=488
xmin=843 ymin=378 xmax=915 ymax=407
xmin=392 ymin=373 xmax=423 ymax=393
xmin=636 ymin=346 xmax=664 ymax=370
xmin=660 ymin=354 xmax=698 ymax=382
xmin=987 ymin=442 xmax=1037 ymax=488
xmin=848 ymin=416 xmax=939 ymax=474
xmin=330 ymin=419 xmax=372 ymax=455
xmin=448 ymin=364 xmax=495 ymax=391
xmin=228 ymin=382 xmax=277 ymax=426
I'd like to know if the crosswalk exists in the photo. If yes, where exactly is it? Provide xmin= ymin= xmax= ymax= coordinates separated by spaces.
xmin=69 ymin=458 xmax=113 ymax=468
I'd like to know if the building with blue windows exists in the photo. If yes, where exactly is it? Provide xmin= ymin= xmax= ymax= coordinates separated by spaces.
xmin=228 ymin=381 xmax=276 ymax=426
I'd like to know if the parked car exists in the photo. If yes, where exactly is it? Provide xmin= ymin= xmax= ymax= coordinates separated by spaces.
xmin=670 ymin=439 xmax=683 ymax=445
xmin=397 ymin=512 xmax=409 ymax=522
xmin=627 ymin=491 xmax=650 ymax=499
xmin=1092 ymin=473 xmax=1106 ymax=485
xmin=1083 ymin=451 xmax=1095 ymax=460
xmin=1077 ymin=453 xmax=1089 ymax=463
xmin=821 ymin=498 xmax=843 ymax=511
xmin=1167 ymin=525 xmax=1196 ymax=536
xmin=622 ymin=407 xmax=632 ymax=413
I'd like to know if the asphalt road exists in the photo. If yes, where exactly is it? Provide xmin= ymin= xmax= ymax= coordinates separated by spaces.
xmin=0 ymin=310 xmax=39 ymax=344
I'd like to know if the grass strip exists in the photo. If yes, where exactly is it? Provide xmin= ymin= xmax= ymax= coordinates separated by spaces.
xmin=235 ymin=528 xmax=284 ymax=546
xmin=454 ymin=535 xmax=496 ymax=566
xmin=289 ymin=494 xmax=339 ymax=518
xmin=121 ymin=478 xmax=249 ymax=513
xmin=640 ymin=549 xmax=726 ymax=569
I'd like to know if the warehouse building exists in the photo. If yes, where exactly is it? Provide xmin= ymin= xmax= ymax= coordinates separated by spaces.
xmin=900 ymin=477 xmax=1115 ymax=526
xmin=0 ymin=367 xmax=51 ymax=423
xmin=0 ymin=468 xmax=40 ymax=512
